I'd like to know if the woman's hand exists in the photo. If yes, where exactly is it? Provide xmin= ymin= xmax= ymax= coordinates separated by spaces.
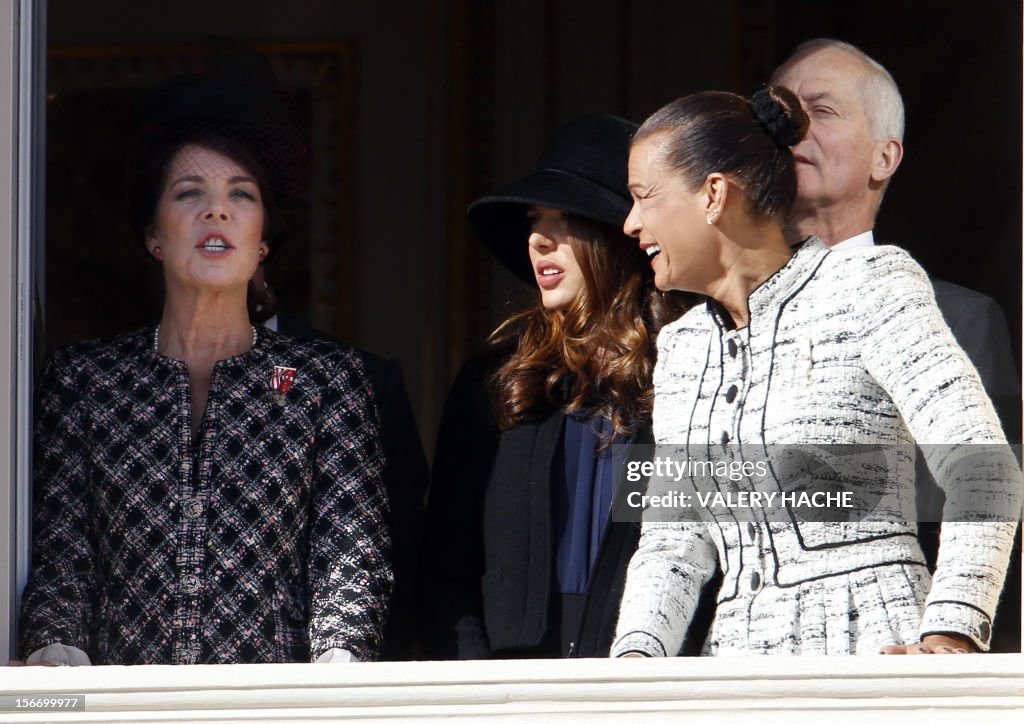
xmin=17 ymin=643 xmax=91 ymax=666
xmin=880 ymin=633 xmax=976 ymax=654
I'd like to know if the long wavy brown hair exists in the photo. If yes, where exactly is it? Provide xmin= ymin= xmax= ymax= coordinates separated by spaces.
xmin=489 ymin=213 xmax=691 ymax=440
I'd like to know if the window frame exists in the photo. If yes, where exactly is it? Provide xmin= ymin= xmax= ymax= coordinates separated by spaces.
xmin=1 ymin=0 xmax=41 ymax=662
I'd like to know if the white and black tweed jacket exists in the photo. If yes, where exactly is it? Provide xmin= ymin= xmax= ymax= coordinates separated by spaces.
xmin=21 ymin=327 xmax=392 ymax=664
xmin=612 ymin=238 xmax=1021 ymax=656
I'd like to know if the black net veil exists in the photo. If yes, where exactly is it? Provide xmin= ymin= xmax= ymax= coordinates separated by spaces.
xmin=128 ymin=66 xmax=310 ymax=264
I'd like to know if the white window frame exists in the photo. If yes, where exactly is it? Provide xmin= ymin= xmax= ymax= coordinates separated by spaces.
xmin=1 ymin=0 xmax=40 ymax=662
xmin=2 ymin=2 xmax=1023 ymax=718
xmin=0 ymin=0 xmax=13 ymax=664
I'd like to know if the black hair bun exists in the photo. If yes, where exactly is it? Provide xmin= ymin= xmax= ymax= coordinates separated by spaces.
xmin=750 ymin=86 xmax=809 ymax=148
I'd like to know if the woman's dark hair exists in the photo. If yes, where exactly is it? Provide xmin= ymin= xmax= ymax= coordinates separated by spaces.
xmin=635 ymin=85 xmax=809 ymax=219
xmin=128 ymin=123 xmax=287 ymax=253
xmin=488 ymin=214 xmax=691 ymax=441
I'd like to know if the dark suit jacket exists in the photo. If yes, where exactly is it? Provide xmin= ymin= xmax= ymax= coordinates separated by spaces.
xmin=274 ymin=313 xmax=429 ymax=660
xmin=923 ymin=280 xmax=1021 ymax=653
xmin=932 ymin=279 xmax=1020 ymax=440
xmin=418 ymin=355 xmax=648 ymax=658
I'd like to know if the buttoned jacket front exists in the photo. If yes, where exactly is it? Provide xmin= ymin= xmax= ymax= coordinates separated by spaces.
xmin=21 ymin=327 xmax=392 ymax=665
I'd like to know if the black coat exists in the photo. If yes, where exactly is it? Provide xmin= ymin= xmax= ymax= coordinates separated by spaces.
xmin=932 ymin=279 xmax=1020 ymax=439
xmin=418 ymin=355 xmax=703 ymax=659
xmin=274 ymin=313 xmax=429 ymax=660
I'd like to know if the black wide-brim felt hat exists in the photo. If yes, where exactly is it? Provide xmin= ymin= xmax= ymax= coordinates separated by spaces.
xmin=468 ymin=113 xmax=638 ymax=283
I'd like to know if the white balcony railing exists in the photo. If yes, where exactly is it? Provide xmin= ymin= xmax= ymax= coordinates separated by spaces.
xmin=3 ymin=655 xmax=1024 ymax=722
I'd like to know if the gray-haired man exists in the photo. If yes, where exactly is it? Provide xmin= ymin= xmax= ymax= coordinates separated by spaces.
xmin=773 ymin=39 xmax=1021 ymax=653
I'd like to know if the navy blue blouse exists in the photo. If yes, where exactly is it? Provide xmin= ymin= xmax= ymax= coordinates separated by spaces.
xmin=553 ymin=412 xmax=624 ymax=595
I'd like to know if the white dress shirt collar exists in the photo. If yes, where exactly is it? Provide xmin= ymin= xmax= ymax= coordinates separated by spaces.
xmin=829 ymin=230 xmax=875 ymax=252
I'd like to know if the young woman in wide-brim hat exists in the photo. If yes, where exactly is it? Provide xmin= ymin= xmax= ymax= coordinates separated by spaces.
xmin=418 ymin=114 xmax=693 ymax=659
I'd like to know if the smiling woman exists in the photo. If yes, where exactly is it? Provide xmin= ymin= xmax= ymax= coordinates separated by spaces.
xmin=611 ymin=87 xmax=1022 ymax=659
xmin=15 ymin=73 xmax=393 ymax=666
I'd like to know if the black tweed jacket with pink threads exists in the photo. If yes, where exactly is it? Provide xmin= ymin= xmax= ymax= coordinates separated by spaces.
xmin=21 ymin=326 xmax=392 ymax=664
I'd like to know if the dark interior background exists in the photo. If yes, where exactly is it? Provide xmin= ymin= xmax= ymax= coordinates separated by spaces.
xmin=44 ymin=0 xmax=1022 ymax=454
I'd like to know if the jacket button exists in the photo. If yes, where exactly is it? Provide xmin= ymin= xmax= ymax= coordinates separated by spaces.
xmin=750 ymin=571 xmax=762 ymax=592
xmin=178 ymin=648 xmax=198 ymax=665
xmin=180 ymin=575 xmax=201 ymax=594
xmin=727 ymin=339 xmax=738 ymax=358
xmin=980 ymin=620 xmax=991 ymax=643
xmin=725 ymin=385 xmax=738 ymax=403
xmin=183 ymin=499 xmax=204 ymax=519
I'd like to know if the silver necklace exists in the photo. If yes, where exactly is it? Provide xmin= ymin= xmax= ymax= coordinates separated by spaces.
xmin=153 ymin=325 xmax=258 ymax=355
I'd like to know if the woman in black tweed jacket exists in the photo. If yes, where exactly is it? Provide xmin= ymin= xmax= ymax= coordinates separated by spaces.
xmin=18 ymin=74 xmax=391 ymax=666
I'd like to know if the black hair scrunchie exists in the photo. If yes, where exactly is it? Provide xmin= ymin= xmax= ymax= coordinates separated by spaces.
xmin=750 ymin=88 xmax=801 ymax=148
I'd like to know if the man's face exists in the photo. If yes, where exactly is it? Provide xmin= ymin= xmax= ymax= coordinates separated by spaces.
xmin=772 ymin=48 xmax=884 ymax=213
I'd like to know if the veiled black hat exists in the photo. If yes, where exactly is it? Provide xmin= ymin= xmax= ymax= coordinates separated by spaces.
xmin=468 ymin=113 xmax=637 ymax=283
xmin=129 ymin=70 xmax=308 ymax=259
